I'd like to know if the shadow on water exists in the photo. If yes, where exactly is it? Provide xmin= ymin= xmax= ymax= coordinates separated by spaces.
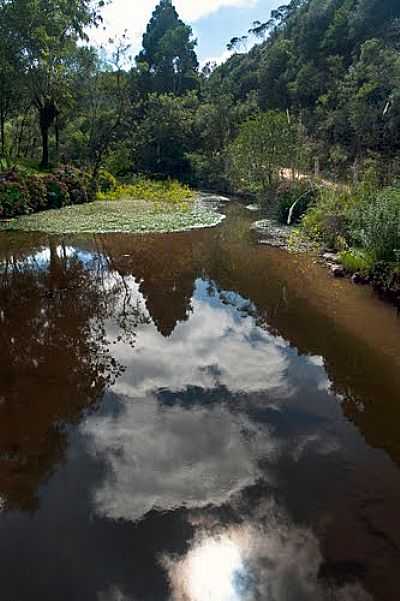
xmin=0 ymin=203 xmax=400 ymax=600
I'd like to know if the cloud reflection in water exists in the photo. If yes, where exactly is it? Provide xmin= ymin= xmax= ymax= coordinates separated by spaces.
xmin=81 ymin=278 xmax=371 ymax=600
xmin=165 ymin=518 xmax=372 ymax=601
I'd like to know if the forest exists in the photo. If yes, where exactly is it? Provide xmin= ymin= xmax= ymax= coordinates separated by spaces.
xmin=1 ymin=0 xmax=400 ymax=291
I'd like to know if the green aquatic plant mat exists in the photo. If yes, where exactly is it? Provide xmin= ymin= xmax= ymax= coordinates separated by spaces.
xmin=0 ymin=199 xmax=224 ymax=234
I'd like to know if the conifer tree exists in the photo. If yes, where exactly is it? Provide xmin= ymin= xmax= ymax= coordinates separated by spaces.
xmin=136 ymin=0 xmax=198 ymax=95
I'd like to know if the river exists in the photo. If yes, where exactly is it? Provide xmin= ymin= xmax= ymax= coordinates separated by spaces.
xmin=0 ymin=200 xmax=400 ymax=601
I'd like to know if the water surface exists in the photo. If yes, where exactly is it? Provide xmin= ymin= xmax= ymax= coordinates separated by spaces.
xmin=1 ymin=202 xmax=400 ymax=601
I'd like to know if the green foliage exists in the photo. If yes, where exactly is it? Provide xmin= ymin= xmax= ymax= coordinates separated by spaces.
xmin=2 ymin=0 xmax=100 ymax=167
xmin=339 ymin=249 xmax=374 ymax=275
xmin=0 ymin=173 xmax=30 ymax=218
xmin=54 ymin=165 xmax=92 ymax=204
xmin=369 ymin=261 xmax=400 ymax=302
xmin=300 ymin=187 xmax=357 ymax=249
xmin=228 ymin=111 xmax=297 ymax=194
xmin=0 ymin=165 xmax=94 ymax=219
xmin=206 ymin=0 xmax=400 ymax=175
xmin=45 ymin=176 xmax=70 ymax=209
xmin=136 ymin=0 xmax=198 ymax=95
xmin=132 ymin=92 xmax=197 ymax=178
xmin=25 ymin=175 xmax=48 ymax=212
xmin=354 ymin=186 xmax=400 ymax=261
xmin=274 ymin=181 xmax=315 ymax=225
xmin=97 ymin=177 xmax=193 ymax=205
xmin=187 ymin=151 xmax=230 ymax=191
xmin=97 ymin=169 xmax=117 ymax=193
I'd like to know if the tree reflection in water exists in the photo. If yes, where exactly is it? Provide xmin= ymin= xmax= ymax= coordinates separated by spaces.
xmin=0 ymin=237 xmax=147 ymax=510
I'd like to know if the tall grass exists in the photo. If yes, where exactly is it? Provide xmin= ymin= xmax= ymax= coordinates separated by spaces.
xmin=354 ymin=187 xmax=400 ymax=261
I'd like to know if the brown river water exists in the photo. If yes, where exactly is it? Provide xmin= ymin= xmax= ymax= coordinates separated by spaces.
xmin=0 ymin=200 xmax=400 ymax=601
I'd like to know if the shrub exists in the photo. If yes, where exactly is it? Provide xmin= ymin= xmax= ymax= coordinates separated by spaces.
xmin=300 ymin=187 xmax=357 ymax=250
xmin=275 ymin=181 xmax=315 ymax=225
xmin=369 ymin=261 xmax=400 ymax=303
xmin=187 ymin=151 xmax=230 ymax=192
xmin=0 ymin=172 xmax=30 ymax=219
xmin=97 ymin=169 xmax=117 ymax=194
xmin=45 ymin=176 xmax=70 ymax=209
xmin=25 ymin=175 xmax=48 ymax=212
xmin=54 ymin=166 xmax=91 ymax=204
xmin=353 ymin=186 xmax=400 ymax=261
xmin=0 ymin=166 xmax=95 ymax=219
xmin=339 ymin=249 xmax=374 ymax=275
xmin=97 ymin=177 xmax=193 ymax=205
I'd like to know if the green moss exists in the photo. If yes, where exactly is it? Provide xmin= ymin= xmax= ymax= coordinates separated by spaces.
xmin=0 ymin=199 xmax=224 ymax=234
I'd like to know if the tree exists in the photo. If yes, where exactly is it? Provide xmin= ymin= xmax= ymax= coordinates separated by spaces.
xmin=0 ymin=3 xmax=26 ymax=159
xmin=64 ymin=38 xmax=131 ymax=180
xmin=136 ymin=0 xmax=199 ymax=96
xmin=4 ymin=0 xmax=102 ymax=168
xmin=131 ymin=92 xmax=197 ymax=177
xmin=226 ymin=36 xmax=248 ymax=53
xmin=228 ymin=111 xmax=297 ymax=193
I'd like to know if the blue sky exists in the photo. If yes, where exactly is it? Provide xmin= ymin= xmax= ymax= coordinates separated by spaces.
xmin=92 ymin=0 xmax=282 ymax=65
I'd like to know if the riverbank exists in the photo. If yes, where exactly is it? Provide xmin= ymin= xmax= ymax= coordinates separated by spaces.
xmin=251 ymin=215 xmax=400 ymax=309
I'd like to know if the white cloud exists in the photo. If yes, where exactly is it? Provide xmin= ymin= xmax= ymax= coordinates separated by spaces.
xmin=89 ymin=0 xmax=257 ymax=57
xmin=82 ymin=281 xmax=286 ymax=521
xmin=109 ymin=280 xmax=291 ymax=398
xmin=201 ymin=48 xmax=234 ymax=67
xmin=165 ymin=518 xmax=372 ymax=601
xmin=81 ymin=279 xmax=339 ymax=526
xmin=82 ymin=397 xmax=276 ymax=522
xmin=175 ymin=0 xmax=257 ymax=22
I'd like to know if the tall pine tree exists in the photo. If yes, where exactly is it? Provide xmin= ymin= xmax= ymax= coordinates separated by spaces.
xmin=136 ymin=0 xmax=199 ymax=95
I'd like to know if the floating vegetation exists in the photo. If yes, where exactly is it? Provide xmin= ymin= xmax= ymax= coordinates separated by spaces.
xmin=0 ymin=199 xmax=225 ymax=234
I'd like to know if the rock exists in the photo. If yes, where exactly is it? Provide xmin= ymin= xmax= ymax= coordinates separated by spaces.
xmin=352 ymin=273 xmax=369 ymax=285
xmin=331 ymin=265 xmax=345 ymax=278
xmin=322 ymin=252 xmax=339 ymax=263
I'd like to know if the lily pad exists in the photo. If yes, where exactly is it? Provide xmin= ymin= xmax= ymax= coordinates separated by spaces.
xmin=0 ymin=199 xmax=225 ymax=235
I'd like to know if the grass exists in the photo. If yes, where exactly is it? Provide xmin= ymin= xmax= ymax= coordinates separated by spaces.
xmin=97 ymin=178 xmax=194 ymax=205
xmin=339 ymin=249 xmax=375 ymax=275
xmin=0 ymin=198 xmax=224 ymax=234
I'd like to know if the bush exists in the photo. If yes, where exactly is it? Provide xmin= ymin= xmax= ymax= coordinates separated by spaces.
xmin=0 ymin=171 xmax=30 ymax=219
xmin=354 ymin=186 xmax=400 ymax=261
xmin=275 ymin=181 xmax=315 ymax=225
xmin=187 ymin=151 xmax=230 ymax=192
xmin=25 ymin=175 xmax=48 ymax=212
xmin=339 ymin=249 xmax=374 ymax=275
xmin=369 ymin=261 xmax=400 ymax=303
xmin=54 ymin=166 xmax=92 ymax=204
xmin=97 ymin=169 xmax=117 ymax=194
xmin=97 ymin=177 xmax=193 ymax=205
xmin=45 ymin=176 xmax=70 ymax=209
xmin=300 ymin=187 xmax=357 ymax=250
xmin=0 ymin=166 xmax=95 ymax=219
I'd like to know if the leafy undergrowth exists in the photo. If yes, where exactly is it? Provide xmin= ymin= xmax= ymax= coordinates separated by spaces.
xmin=97 ymin=178 xmax=194 ymax=205
xmin=0 ymin=198 xmax=224 ymax=234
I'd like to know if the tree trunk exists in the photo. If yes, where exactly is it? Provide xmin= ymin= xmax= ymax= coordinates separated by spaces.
xmin=55 ymin=118 xmax=60 ymax=159
xmin=39 ymin=99 xmax=58 ymax=169
xmin=0 ymin=106 xmax=5 ymax=158
xmin=40 ymin=122 xmax=49 ymax=169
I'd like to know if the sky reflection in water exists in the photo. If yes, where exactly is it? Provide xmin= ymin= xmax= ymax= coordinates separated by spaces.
xmin=80 ymin=277 xmax=371 ymax=600
xmin=2 ymin=231 xmax=400 ymax=601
